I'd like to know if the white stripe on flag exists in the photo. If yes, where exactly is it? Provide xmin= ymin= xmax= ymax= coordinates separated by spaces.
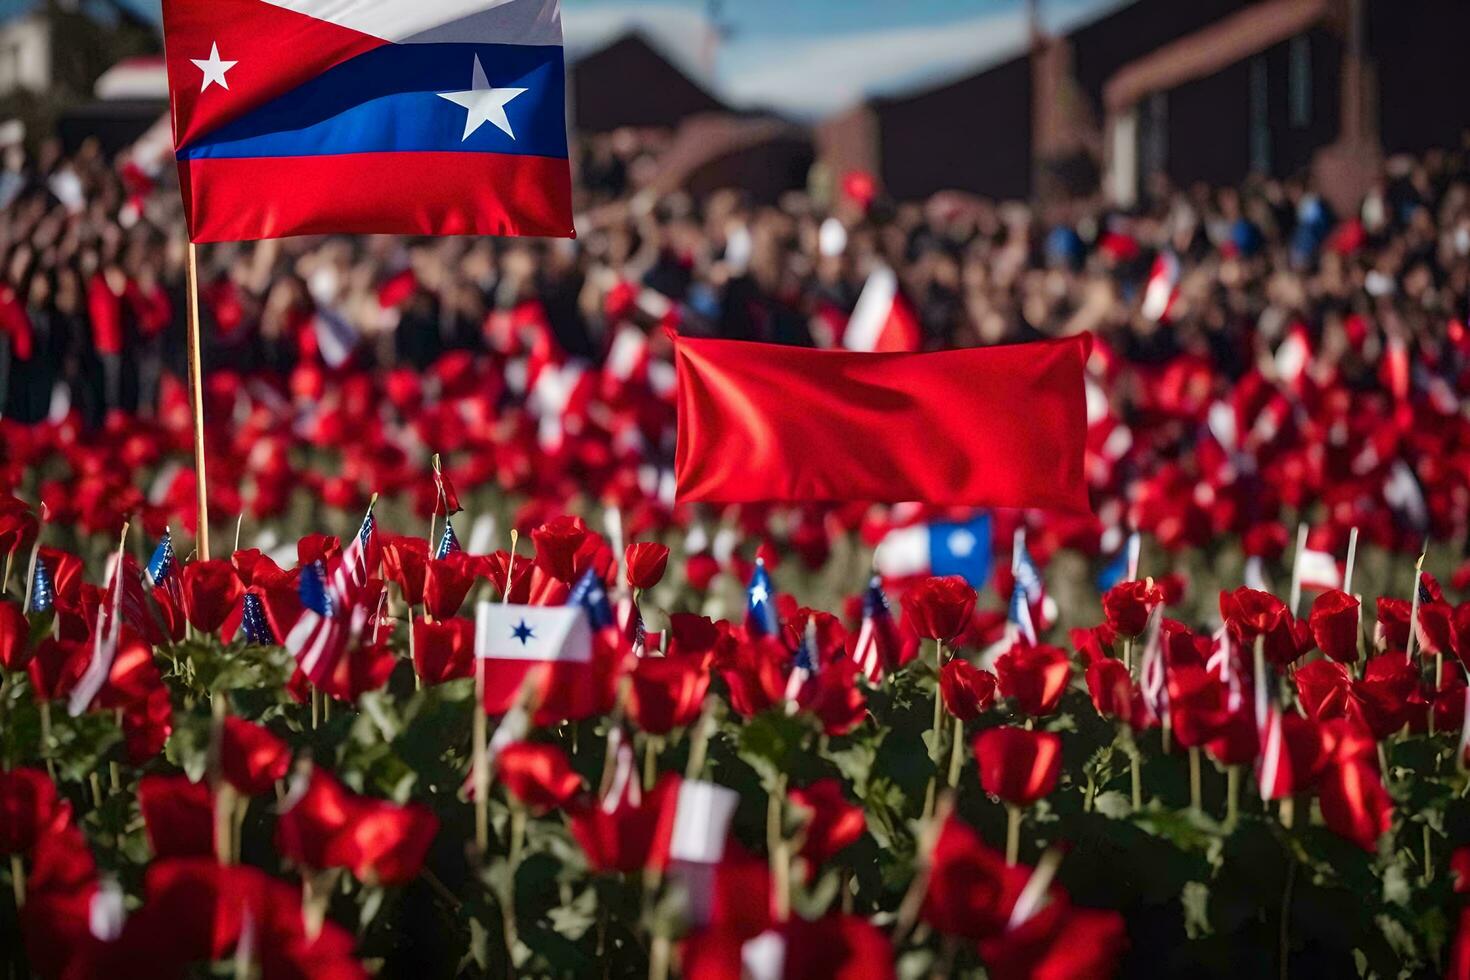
xmin=669 ymin=779 xmax=738 ymax=864
xmin=476 ymin=602 xmax=592 ymax=663
xmin=260 ymin=0 xmax=564 ymax=45
xmin=843 ymin=264 xmax=899 ymax=352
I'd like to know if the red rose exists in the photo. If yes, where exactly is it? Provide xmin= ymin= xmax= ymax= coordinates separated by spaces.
xmin=138 ymin=774 xmax=215 ymax=859
xmin=1101 ymin=579 xmax=1161 ymax=637
xmin=0 ymin=768 xmax=69 ymax=854
xmin=901 ymin=576 xmax=977 ymax=642
xmin=1085 ymin=658 xmax=1133 ymax=721
xmin=496 ymin=742 xmax=584 ymax=814
xmin=1166 ymin=664 xmax=1229 ymax=748
xmin=920 ymin=814 xmax=1029 ymax=939
xmin=939 ymin=659 xmax=997 ymax=721
xmin=569 ymin=772 xmax=680 ymax=873
xmin=531 ymin=516 xmax=589 ymax=583
xmin=683 ymin=914 xmax=893 ymax=980
xmin=978 ymin=900 xmax=1129 ymax=980
xmin=797 ymin=660 xmax=869 ymax=736
xmin=624 ymin=542 xmax=670 ymax=591
xmin=1220 ymin=588 xmax=1300 ymax=666
xmin=974 ymin=727 xmax=1062 ymax=806
xmin=1309 ymin=590 xmax=1361 ymax=664
xmin=381 ymin=537 xmax=429 ymax=605
xmin=994 ymin=644 xmax=1072 ymax=717
xmin=1374 ymin=597 xmax=1410 ymax=651
xmin=0 ymin=599 xmax=30 ymax=671
xmin=685 ymin=553 xmax=721 ymax=592
xmin=1317 ymin=720 xmax=1392 ymax=852
xmin=628 ymin=654 xmax=711 ymax=735
xmin=412 ymin=617 xmax=475 ymax=685
xmin=277 ymin=766 xmax=436 ymax=886
xmin=180 ymin=560 xmax=244 ymax=633
xmin=789 ymin=779 xmax=866 ymax=867
xmin=423 ymin=553 xmax=475 ymax=619
xmin=220 ymin=717 xmax=291 ymax=796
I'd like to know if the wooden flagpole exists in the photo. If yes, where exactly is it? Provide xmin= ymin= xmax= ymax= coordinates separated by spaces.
xmin=185 ymin=242 xmax=211 ymax=561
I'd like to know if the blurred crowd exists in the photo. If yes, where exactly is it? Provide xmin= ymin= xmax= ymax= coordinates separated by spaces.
xmin=2 ymin=127 xmax=1470 ymax=570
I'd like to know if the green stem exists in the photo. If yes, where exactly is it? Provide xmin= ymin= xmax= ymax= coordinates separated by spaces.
xmin=945 ymin=715 xmax=965 ymax=787
xmin=1189 ymin=747 xmax=1202 ymax=813
xmin=1131 ymin=751 xmax=1143 ymax=813
xmin=923 ymin=640 xmax=947 ymax=820
xmin=1005 ymin=805 xmax=1022 ymax=866
xmin=1227 ymin=766 xmax=1241 ymax=828
xmin=9 ymin=853 xmax=23 ymax=910
xmin=1279 ymin=860 xmax=1296 ymax=980
xmin=767 ymin=774 xmax=790 ymax=921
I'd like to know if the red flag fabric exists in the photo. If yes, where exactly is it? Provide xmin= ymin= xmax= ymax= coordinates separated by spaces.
xmin=674 ymin=334 xmax=1091 ymax=511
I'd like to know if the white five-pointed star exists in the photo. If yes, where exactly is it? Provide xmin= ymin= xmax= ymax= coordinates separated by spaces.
xmin=749 ymin=582 xmax=769 ymax=605
xmin=191 ymin=43 xmax=237 ymax=93
xmin=437 ymin=54 xmax=527 ymax=141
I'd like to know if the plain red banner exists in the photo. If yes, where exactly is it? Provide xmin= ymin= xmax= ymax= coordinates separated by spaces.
xmin=674 ymin=334 xmax=1092 ymax=512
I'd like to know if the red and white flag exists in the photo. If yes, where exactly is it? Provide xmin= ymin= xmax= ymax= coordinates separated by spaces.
xmin=1141 ymin=251 xmax=1180 ymax=323
xmin=842 ymin=265 xmax=921 ymax=353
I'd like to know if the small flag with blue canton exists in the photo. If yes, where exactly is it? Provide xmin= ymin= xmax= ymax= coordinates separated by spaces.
xmin=240 ymin=592 xmax=274 ymax=644
xmin=1013 ymin=537 xmax=1044 ymax=606
xmin=1097 ymin=531 xmax=1141 ymax=592
xmin=145 ymin=530 xmax=176 ymax=589
xmin=783 ymin=618 xmax=820 ymax=705
xmin=569 ymin=568 xmax=615 ymax=631
xmin=300 ymin=560 xmax=334 ymax=618
xmin=30 ymin=555 xmax=54 ymax=613
xmin=1008 ymin=582 xmax=1037 ymax=646
xmin=436 ymin=519 xmax=462 ymax=560
xmin=746 ymin=558 xmax=780 ymax=638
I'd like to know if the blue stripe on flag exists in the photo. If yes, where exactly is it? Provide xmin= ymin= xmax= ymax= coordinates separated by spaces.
xmin=178 ymin=43 xmax=568 ymax=161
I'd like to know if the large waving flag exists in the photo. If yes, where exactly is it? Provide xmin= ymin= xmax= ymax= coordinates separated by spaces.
xmin=674 ymin=334 xmax=1091 ymax=511
xmin=161 ymin=0 xmax=574 ymax=242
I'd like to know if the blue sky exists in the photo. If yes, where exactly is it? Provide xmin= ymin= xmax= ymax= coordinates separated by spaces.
xmin=107 ymin=0 xmax=1130 ymax=115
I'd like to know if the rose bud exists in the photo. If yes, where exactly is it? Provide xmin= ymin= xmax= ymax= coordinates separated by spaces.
xmin=628 ymin=654 xmax=711 ymax=735
xmin=995 ymin=644 xmax=1072 ymax=717
xmin=1309 ymin=590 xmax=1361 ymax=664
xmin=496 ymin=742 xmax=585 ymax=814
xmin=939 ymin=660 xmax=998 ymax=721
xmin=1101 ymin=579 xmax=1162 ymax=637
xmin=412 ymin=617 xmax=475 ymax=685
xmin=1085 ymin=658 xmax=1133 ymax=721
xmin=220 ymin=717 xmax=291 ymax=796
xmin=531 ymin=516 xmax=589 ymax=584
xmin=901 ymin=576 xmax=978 ymax=642
xmin=0 ymin=599 xmax=31 ymax=671
xmin=138 ymin=774 xmax=215 ymax=859
xmin=789 ymin=778 xmax=865 ymax=867
xmin=974 ymin=727 xmax=1063 ymax=806
xmin=180 ymin=560 xmax=244 ymax=633
xmin=624 ymin=542 xmax=670 ymax=591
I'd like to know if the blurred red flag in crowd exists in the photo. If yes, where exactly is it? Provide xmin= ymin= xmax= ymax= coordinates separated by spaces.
xmin=673 ymin=334 xmax=1091 ymax=511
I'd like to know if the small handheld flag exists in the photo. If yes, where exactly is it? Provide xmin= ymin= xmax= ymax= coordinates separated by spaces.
xmin=240 ymin=592 xmax=275 ymax=645
xmin=144 ymin=530 xmax=176 ymax=589
xmin=851 ymin=575 xmax=900 ymax=685
xmin=568 ymin=569 xmax=615 ymax=632
xmin=874 ymin=512 xmax=992 ymax=588
xmin=436 ymin=519 xmax=462 ymax=560
xmin=745 ymin=558 xmax=780 ymax=638
xmin=29 ymin=555 xmax=54 ymax=614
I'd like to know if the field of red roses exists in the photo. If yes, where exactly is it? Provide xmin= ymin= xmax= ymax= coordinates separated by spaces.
xmin=3 ymin=469 xmax=1470 ymax=980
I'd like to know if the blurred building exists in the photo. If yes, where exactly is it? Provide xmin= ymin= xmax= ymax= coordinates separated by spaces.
xmin=569 ymin=31 xmax=729 ymax=133
xmin=0 ymin=0 xmax=158 ymax=149
xmin=817 ymin=0 xmax=1470 ymax=209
